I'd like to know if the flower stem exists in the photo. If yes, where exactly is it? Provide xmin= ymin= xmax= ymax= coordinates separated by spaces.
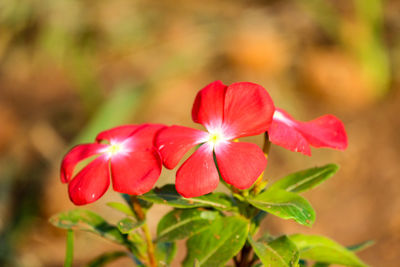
xmin=131 ymin=196 xmax=157 ymax=267
xmin=262 ymin=132 xmax=271 ymax=157
xmin=64 ymin=230 xmax=74 ymax=267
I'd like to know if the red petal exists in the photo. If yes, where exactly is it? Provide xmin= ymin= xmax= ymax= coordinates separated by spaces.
xmin=268 ymin=120 xmax=311 ymax=156
xmin=192 ymin=80 xmax=227 ymax=131
xmin=176 ymin=145 xmax=219 ymax=198
xmin=68 ymin=156 xmax=110 ymax=205
xmin=110 ymin=148 xmax=162 ymax=195
xmin=129 ymin=124 xmax=166 ymax=148
xmin=96 ymin=125 xmax=141 ymax=143
xmin=298 ymin=115 xmax=348 ymax=150
xmin=155 ymin=126 xmax=208 ymax=169
xmin=222 ymin=82 xmax=275 ymax=139
xmin=60 ymin=143 xmax=107 ymax=183
xmin=214 ymin=141 xmax=267 ymax=189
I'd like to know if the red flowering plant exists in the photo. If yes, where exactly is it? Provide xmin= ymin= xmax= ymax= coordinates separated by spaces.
xmin=51 ymin=81 xmax=371 ymax=267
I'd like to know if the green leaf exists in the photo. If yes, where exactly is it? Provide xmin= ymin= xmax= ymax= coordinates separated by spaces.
xmin=107 ymin=202 xmax=134 ymax=216
xmin=248 ymin=235 xmax=299 ymax=267
xmin=49 ymin=209 xmax=126 ymax=245
xmin=289 ymin=234 xmax=368 ymax=267
xmin=248 ymin=189 xmax=315 ymax=226
xmin=155 ymin=242 xmax=177 ymax=266
xmin=157 ymin=209 xmax=220 ymax=242
xmin=269 ymin=164 xmax=339 ymax=193
xmin=117 ymin=217 xmax=144 ymax=234
xmin=84 ymin=251 xmax=128 ymax=267
xmin=183 ymin=216 xmax=249 ymax=267
xmin=139 ymin=185 xmax=233 ymax=210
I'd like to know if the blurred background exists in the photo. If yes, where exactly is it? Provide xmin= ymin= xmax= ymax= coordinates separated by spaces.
xmin=1 ymin=0 xmax=400 ymax=266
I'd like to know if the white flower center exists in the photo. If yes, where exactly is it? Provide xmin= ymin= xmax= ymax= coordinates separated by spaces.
xmin=103 ymin=141 xmax=130 ymax=159
xmin=206 ymin=130 xmax=227 ymax=148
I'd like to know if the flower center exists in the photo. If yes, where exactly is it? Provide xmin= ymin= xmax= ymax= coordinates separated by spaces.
xmin=104 ymin=142 xmax=129 ymax=159
xmin=207 ymin=131 xmax=226 ymax=147
xmin=108 ymin=144 xmax=122 ymax=155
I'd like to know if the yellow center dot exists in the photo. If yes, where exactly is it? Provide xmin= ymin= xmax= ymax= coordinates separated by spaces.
xmin=107 ymin=144 xmax=122 ymax=156
xmin=208 ymin=132 xmax=225 ymax=146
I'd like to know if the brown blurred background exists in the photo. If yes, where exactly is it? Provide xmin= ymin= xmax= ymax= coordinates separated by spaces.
xmin=1 ymin=0 xmax=400 ymax=266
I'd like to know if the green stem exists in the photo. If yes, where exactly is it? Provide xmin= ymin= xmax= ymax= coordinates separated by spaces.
xmin=131 ymin=196 xmax=157 ymax=267
xmin=64 ymin=230 xmax=74 ymax=267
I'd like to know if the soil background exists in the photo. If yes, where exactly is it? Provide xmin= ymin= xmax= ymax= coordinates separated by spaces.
xmin=1 ymin=0 xmax=400 ymax=266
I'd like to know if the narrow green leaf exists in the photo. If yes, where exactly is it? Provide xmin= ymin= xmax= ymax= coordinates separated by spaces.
xmin=248 ymin=189 xmax=315 ymax=226
xmin=347 ymin=240 xmax=374 ymax=252
xmin=290 ymin=234 xmax=368 ymax=267
xmin=84 ymin=251 xmax=128 ymax=267
xmin=117 ymin=217 xmax=144 ymax=234
xmin=107 ymin=202 xmax=134 ymax=216
xmin=269 ymin=164 xmax=339 ymax=193
xmin=157 ymin=209 xmax=220 ymax=242
xmin=49 ymin=209 xmax=126 ymax=245
xmin=139 ymin=185 xmax=233 ymax=210
xmin=248 ymin=235 xmax=299 ymax=267
xmin=183 ymin=216 xmax=249 ymax=267
xmin=155 ymin=242 xmax=177 ymax=266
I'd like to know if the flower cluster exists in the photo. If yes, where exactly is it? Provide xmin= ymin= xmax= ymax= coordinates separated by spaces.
xmin=61 ymin=81 xmax=347 ymax=204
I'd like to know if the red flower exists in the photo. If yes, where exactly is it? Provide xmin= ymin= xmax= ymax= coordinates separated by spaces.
xmin=268 ymin=108 xmax=348 ymax=155
xmin=156 ymin=81 xmax=275 ymax=198
xmin=61 ymin=124 xmax=164 ymax=205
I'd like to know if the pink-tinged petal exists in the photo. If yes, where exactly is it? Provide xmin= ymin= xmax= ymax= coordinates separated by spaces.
xmin=192 ymin=80 xmax=227 ymax=131
xmin=110 ymin=148 xmax=162 ymax=195
xmin=297 ymin=115 xmax=348 ymax=150
xmin=60 ymin=143 xmax=108 ymax=183
xmin=176 ymin=145 xmax=219 ymax=198
xmin=271 ymin=108 xmax=347 ymax=154
xmin=214 ymin=141 xmax=267 ymax=189
xmin=68 ymin=156 xmax=110 ymax=205
xmin=155 ymin=125 xmax=209 ymax=169
xmin=222 ymin=82 xmax=275 ymax=139
xmin=268 ymin=120 xmax=311 ymax=156
xmin=128 ymin=123 xmax=166 ymax=148
xmin=96 ymin=125 xmax=141 ymax=143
